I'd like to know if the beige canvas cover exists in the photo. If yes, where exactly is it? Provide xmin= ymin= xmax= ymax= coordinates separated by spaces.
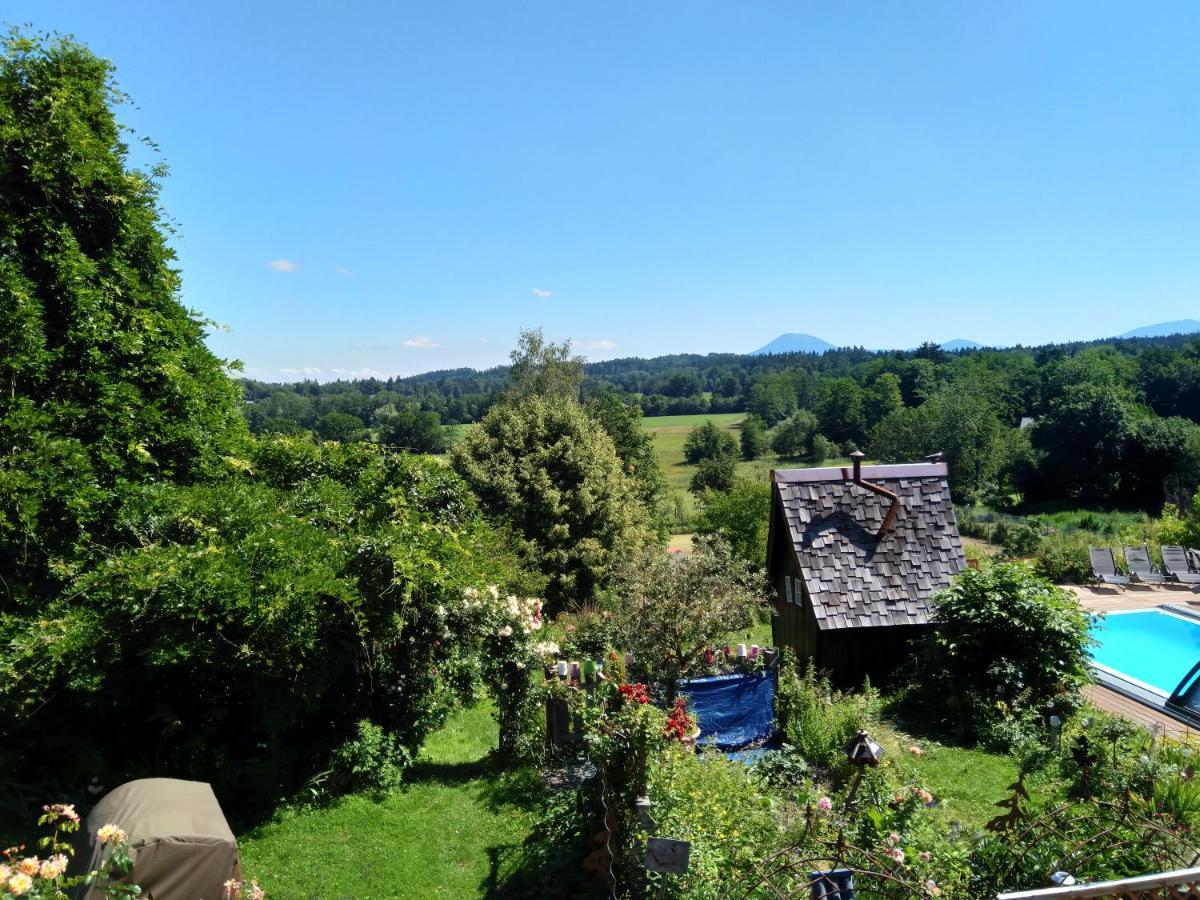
xmin=77 ymin=778 xmax=242 ymax=900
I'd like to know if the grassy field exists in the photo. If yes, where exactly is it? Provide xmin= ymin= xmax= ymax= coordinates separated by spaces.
xmin=239 ymin=704 xmax=541 ymax=899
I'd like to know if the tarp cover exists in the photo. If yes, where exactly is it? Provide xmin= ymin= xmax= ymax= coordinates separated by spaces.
xmin=679 ymin=671 xmax=775 ymax=749
xmin=75 ymin=778 xmax=242 ymax=900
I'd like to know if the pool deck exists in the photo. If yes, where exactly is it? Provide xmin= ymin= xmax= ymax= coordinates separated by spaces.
xmin=1066 ymin=583 xmax=1200 ymax=737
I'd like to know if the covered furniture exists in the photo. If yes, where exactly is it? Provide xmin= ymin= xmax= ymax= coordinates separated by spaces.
xmin=75 ymin=778 xmax=242 ymax=900
xmin=1123 ymin=546 xmax=1165 ymax=584
xmin=1089 ymin=548 xmax=1129 ymax=587
xmin=1163 ymin=546 xmax=1200 ymax=585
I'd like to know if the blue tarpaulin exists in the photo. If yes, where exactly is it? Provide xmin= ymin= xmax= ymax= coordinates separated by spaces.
xmin=678 ymin=671 xmax=775 ymax=750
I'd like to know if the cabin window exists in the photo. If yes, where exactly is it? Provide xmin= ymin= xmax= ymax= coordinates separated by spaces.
xmin=791 ymin=576 xmax=803 ymax=609
xmin=784 ymin=577 xmax=793 ymax=604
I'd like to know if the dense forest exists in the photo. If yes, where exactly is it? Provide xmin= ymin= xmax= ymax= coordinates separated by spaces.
xmin=242 ymin=333 xmax=1200 ymax=510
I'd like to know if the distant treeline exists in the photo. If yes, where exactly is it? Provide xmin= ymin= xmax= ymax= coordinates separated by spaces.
xmin=241 ymin=333 xmax=1200 ymax=508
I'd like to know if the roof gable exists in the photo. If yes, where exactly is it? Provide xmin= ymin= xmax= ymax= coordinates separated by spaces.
xmin=773 ymin=463 xmax=965 ymax=631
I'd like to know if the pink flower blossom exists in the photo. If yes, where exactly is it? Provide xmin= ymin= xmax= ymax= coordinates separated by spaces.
xmin=919 ymin=851 xmax=932 ymax=863
xmin=817 ymin=796 xmax=833 ymax=813
xmin=887 ymin=832 xmax=900 ymax=845
xmin=886 ymin=847 xmax=905 ymax=863
xmin=223 ymin=879 xmax=243 ymax=899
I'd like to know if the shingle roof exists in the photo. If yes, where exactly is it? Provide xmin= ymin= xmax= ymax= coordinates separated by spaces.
xmin=773 ymin=462 xmax=965 ymax=632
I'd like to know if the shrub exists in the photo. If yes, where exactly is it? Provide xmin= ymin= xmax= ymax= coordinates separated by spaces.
xmin=691 ymin=478 xmax=772 ymax=565
xmin=1032 ymin=532 xmax=1095 ymax=584
xmin=775 ymin=655 xmax=876 ymax=771
xmin=329 ymin=720 xmax=411 ymax=796
xmin=689 ymin=455 xmax=736 ymax=495
xmin=998 ymin=520 xmax=1045 ymax=558
xmin=682 ymin=421 xmax=737 ymax=465
xmin=917 ymin=563 xmax=1093 ymax=744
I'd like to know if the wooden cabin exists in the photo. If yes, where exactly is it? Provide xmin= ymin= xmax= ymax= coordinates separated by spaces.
xmin=766 ymin=453 xmax=966 ymax=687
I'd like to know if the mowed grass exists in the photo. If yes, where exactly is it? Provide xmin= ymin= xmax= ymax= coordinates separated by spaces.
xmin=238 ymin=703 xmax=541 ymax=899
xmin=642 ymin=413 xmax=766 ymax=519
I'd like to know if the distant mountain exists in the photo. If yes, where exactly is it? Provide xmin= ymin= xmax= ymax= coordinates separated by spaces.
xmin=1118 ymin=319 xmax=1200 ymax=339
xmin=750 ymin=333 xmax=835 ymax=355
xmin=940 ymin=338 xmax=982 ymax=351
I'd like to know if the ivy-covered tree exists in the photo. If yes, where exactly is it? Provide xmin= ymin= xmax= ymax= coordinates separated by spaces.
xmin=0 ymin=32 xmax=247 ymax=602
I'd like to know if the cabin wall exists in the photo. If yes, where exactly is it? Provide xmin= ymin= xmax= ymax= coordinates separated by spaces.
xmin=769 ymin=503 xmax=817 ymax=661
xmin=815 ymin=624 xmax=929 ymax=688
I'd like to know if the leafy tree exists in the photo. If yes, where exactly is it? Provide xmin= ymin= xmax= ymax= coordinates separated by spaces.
xmin=864 ymin=372 xmax=904 ymax=425
xmin=377 ymin=409 xmax=447 ymax=453
xmin=689 ymin=454 xmax=737 ymax=495
xmin=747 ymin=373 xmax=797 ymax=425
xmin=770 ymin=410 xmax=819 ymax=458
xmin=586 ymin=393 xmax=669 ymax=534
xmin=817 ymin=378 xmax=867 ymax=448
xmin=0 ymin=32 xmax=246 ymax=602
xmin=917 ymin=564 xmax=1093 ymax=743
xmin=315 ymin=410 xmax=367 ymax=442
xmin=683 ymin=420 xmax=737 ymax=464
xmin=452 ymin=395 xmax=653 ymax=608
xmin=504 ymin=327 xmax=584 ymax=403
xmin=739 ymin=414 xmax=769 ymax=460
xmin=1 ymin=438 xmax=525 ymax=812
xmin=869 ymin=389 xmax=1006 ymax=503
xmin=692 ymin=479 xmax=772 ymax=565
xmin=609 ymin=535 xmax=768 ymax=699
xmin=1029 ymin=383 xmax=1137 ymax=500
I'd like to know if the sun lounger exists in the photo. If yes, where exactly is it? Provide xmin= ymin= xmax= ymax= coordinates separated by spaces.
xmin=1162 ymin=546 xmax=1200 ymax=585
xmin=1089 ymin=547 xmax=1129 ymax=586
xmin=1123 ymin=546 xmax=1165 ymax=584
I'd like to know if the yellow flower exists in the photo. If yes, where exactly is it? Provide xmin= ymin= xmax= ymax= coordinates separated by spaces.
xmin=6 ymin=873 xmax=33 ymax=896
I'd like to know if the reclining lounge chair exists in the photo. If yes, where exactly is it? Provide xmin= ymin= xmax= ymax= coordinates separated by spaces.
xmin=1089 ymin=547 xmax=1129 ymax=587
xmin=1123 ymin=546 xmax=1166 ymax=584
xmin=1162 ymin=546 xmax=1200 ymax=585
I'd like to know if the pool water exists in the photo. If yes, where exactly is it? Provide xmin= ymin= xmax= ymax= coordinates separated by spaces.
xmin=1090 ymin=609 xmax=1200 ymax=695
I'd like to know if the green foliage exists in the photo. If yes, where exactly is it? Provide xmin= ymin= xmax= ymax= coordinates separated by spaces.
xmin=643 ymin=748 xmax=781 ymax=897
xmin=1158 ymin=489 xmax=1200 ymax=546
xmin=376 ymin=409 xmax=447 ymax=453
xmin=818 ymin=377 xmax=867 ymax=447
xmin=775 ymin=655 xmax=876 ymax=771
xmin=688 ymin=454 xmax=736 ymax=495
xmin=691 ymin=478 xmax=771 ymax=565
xmin=917 ymin=563 xmax=1093 ymax=746
xmin=1 ymin=438 xmax=523 ymax=813
xmin=504 ymin=327 xmax=585 ymax=403
xmin=314 ymin=410 xmax=367 ymax=442
xmin=452 ymin=394 xmax=653 ymax=608
xmin=770 ymin=409 xmax=819 ymax=458
xmin=869 ymin=388 xmax=1007 ymax=503
xmin=329 ymin=720 xmax=411 ymax=796
xmin=739 ymin=414 xmax=769 ymax=460
xmin=608 ymin=535 xmax=768 ymax=698
xmin=586 ymin=393 xmax=670 ymax=537
xmin=0 ymin=31 xmax=247 ymax=599
xmin=682 ymin=420 xmax=737 ymax=464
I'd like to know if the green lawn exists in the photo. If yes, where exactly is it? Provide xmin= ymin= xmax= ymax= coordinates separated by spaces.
xmin=239 ymin=704 xmax=541 ymax=899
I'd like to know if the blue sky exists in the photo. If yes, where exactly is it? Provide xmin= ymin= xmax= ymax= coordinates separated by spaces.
xmin=8 ymin=2 xmax=1200 ymax=379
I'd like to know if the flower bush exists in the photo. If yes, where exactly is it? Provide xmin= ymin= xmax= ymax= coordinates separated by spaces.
xmin=1 ymin=804 xmax=140 ymax=899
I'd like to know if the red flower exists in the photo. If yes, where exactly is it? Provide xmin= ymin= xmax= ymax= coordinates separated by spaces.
xmin=664 ymin=697 xmax=693 ymax=741
xmin=618 ymin=683 xmax=650 ymax=704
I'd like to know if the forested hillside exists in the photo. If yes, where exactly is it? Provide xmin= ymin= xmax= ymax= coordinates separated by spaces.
xmin=243 ymin=335 xmax=1200 ymax=509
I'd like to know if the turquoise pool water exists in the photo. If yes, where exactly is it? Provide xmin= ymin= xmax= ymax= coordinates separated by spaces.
xmin=1090 ymin=610 xmax=1200 ymax=695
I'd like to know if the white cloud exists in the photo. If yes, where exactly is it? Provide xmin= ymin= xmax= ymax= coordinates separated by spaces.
xmin=531 ymin=288 xmax=553 ymax=298
xmin=267 ymin=259 xmax=299 ymax=273
xmin=578 ymin=339 xmax=617 ymax=352
xmin=280 ymin=366 xmax=323 ymax=378
xmin=331 ymin=367 xmax=397 ymax=379
xmin=334 ymin=265 xmax=352 ymax=276
xmin=404 ymin=336 xmax=441 ymax=349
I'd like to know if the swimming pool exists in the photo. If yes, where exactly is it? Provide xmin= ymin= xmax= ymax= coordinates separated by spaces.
xmin=1089 ymin=609 xmax=1200 ymax=696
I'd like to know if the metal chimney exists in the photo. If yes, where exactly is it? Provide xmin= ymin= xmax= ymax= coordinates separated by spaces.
xmin=845 ymin=450 xmax=900 ymax=538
